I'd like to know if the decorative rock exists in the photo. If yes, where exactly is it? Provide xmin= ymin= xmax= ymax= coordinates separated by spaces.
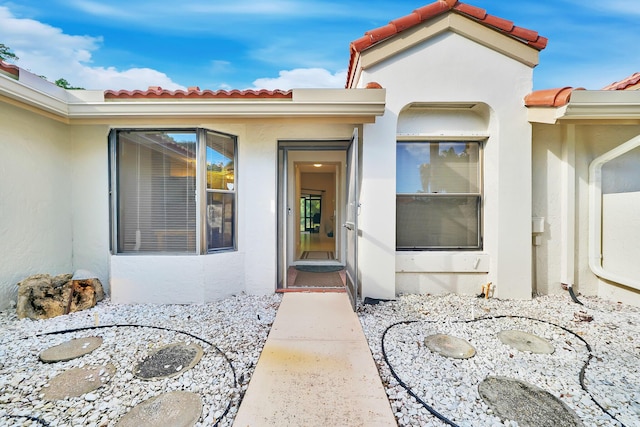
xmin=39 ymin=336 xmax=103 ymax=363
xmin=114 ymin=391 xmax=203 ymax=427
xmin=424 ymin=334 xmax=476 ymax=359
xmin=134 ymin=342 xmax=203 ymax=380
xmin=498 ymin=330 xmax=555 ymax=354
xmin=16 ymin=273 xmax=104 ymax=319
xmin=573 ymin=311 xmax=594 ymax=322
xmin=478 ymin=376 xmax=583 ymax=427
xmin=42 ymin=363 xmax=116 ymax=400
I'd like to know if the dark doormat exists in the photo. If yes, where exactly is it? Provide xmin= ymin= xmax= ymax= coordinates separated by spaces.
xmin=292 ymin=270 xmax=345 ymax=287
xmin=296 ymin=265 xmax=344 ymax=273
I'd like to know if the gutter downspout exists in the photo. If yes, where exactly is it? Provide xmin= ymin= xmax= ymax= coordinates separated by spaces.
xmin=561 ymin=125 xmax=581 ymax=303
xmin=588 ymin=134 xmax=640 ymax=290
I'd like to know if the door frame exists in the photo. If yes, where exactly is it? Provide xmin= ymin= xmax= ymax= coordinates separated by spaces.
xmin=277 ymin=140 xmax=351 ymax=290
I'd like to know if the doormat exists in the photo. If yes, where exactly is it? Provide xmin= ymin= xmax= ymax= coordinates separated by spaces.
xmin=296 ymin=265 xmax=344 ymax=273
xmin=300 ymin=251 xmax=334 ymax=259
xmin=292 ymin=270 xmax=345 ymax=288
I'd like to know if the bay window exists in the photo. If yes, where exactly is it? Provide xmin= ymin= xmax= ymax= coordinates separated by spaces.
xmin=396 ymin=140 xmax=483 ymax=250
xmin=111 ymin=129 xmax=236 ymax=254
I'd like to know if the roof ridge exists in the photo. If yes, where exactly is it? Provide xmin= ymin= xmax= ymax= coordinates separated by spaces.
xmin=104 ymin=87 xmax=293 ymax=99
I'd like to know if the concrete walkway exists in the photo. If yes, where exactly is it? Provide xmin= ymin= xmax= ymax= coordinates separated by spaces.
xmin=233 ymin=292 xmax=396 ymax=426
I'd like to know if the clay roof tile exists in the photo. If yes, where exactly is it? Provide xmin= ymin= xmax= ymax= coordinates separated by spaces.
xmin=602 ymin=72 xmax=640 ymax=91
xmin=454 ymin=3 xmax=487 ymax=20
xmin=413 ymin=1 xmax=451 ymax=21
xmin=104 ymin=88 xmax=293 ymax=100
xmin=0 ymin=60 xmax=19 ymax=78
xmin=366 ymin=24 xmax=398 ymax=43
xmin=524 ymin=87 xmax=583 ymax=107
xmin=390 ymin=13 xmax=422 ymax=32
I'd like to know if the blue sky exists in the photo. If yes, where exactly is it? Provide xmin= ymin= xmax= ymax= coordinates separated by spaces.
xmin=1 ymin=0 xmax=639 ymax=91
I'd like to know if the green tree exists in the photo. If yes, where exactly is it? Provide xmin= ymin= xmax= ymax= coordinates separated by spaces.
xmin=0 ymin=43 xmax=19 ymax=62
xmin=55 ymin=78 xmax=84 ymax=90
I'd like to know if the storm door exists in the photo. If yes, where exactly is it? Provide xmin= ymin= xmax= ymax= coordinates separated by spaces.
xmin=344 ymin=129 xmax=359 ymax=311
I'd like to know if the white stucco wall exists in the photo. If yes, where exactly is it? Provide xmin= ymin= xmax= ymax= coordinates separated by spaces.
xmin=0 ymin=103 xmax=72 ymax=309
xmin=532 ymin=123 xmax=640 ymax=305
xmin=358 ymin=31 xmax=535 ymax=300
xmin=109 ymin=121 xmax=357 ymax=303
xmin=70 ymin=125 xmax=111 ymax=294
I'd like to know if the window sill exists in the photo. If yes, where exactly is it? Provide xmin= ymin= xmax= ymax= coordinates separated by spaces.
xmin=396 ymin=251 xmax=489 ymax=273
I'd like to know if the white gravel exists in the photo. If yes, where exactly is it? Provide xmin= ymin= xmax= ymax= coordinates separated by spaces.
xmin=359 ymin=293 xmax=640 ymax=427
xmin=0 ymin=294 xmax=281 ymax=427
xmin=1 ymin=292 xmax=639 ymax=427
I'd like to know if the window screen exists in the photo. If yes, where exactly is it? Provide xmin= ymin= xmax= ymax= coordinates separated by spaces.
xmin=396 ymin=141 xmax=482 ymax=250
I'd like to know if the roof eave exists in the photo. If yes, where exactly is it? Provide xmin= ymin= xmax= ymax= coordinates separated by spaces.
xmin=528 ymin=90 xmax=640 ymax=124
xmin=1 ymin=75 xmax=386 ymax=122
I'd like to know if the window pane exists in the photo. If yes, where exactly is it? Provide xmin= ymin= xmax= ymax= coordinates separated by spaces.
xmin=207 ymin=192 xmax=235 ymax=250
xmin=117 ymin=131 xmax=197 ymax=253
xmin=206 ymin=132 xmax=235 ymax=191
xmin=396 ymin=195 xmax=480 ymax=249
xmin=397 ymin=142 xmax=479 ymax=193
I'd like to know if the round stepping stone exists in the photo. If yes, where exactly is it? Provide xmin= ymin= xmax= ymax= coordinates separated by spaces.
xmin=134 ymin=342 xmax=203 ymax=380
xmin=42 ymin=363 xmax=116 ymax=400
xmin=479 ymin=376 xmax=583 ymax=427
xmin=39 ymin=336 xmax=103 ymax=363
xmin=115 ymin=391 xmax=202 ymax=427
xmin=424 ymin=334 xmax=476 ymax=359
xmin=498 ymin=330 xmax=554 ymax=354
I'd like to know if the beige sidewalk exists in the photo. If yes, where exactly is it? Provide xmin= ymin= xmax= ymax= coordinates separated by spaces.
xmin=233 ymin=292 xmax=396 ymax=426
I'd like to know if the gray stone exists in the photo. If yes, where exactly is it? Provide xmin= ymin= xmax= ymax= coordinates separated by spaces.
xmin=115 ymin=391 xmax=202 ymax=427
xmin=498 ymin=330 xmax=555 ymax=354
xmin=478 ymin=376 xmax=582 ymax=427
xmin=39 ymin=336 xmax=103 ymax=363
xmin=42 ymin=363 xmax=116 ymax=400
xmin=134 ymin=342 xmax=203 ymax=380
xmin=16 ymin=273 xmax=104 ymax=319
xmin=424 ymin=334 xmax=476 ymax=359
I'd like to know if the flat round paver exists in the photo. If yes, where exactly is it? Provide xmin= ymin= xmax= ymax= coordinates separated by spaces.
xmin=498 ymin=330 xmax=554 ymax=354
xmin=134 ymin=342 xmax=203 ymax=380
xmin=42 ymin=363 xmax=116 ymax=400
xmin=39 ymin=336 xmax=103 ymax=363
xmin=479 ymin=376 xmax=582 ymax=427
xmin=115 ymin=391 xmax=202 ymax=427
xmin=424 ymin=334 xmax=476 ymax=359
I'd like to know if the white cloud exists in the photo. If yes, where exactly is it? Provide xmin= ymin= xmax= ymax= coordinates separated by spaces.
xmin=0 ymin=6 xmax=184 ymax=90
xmin=251 ymin=68 xmax=346 ymax=90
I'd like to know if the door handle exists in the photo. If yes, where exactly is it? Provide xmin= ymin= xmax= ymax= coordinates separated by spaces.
xmin=343 ymin=222 xmax=355 ymax=230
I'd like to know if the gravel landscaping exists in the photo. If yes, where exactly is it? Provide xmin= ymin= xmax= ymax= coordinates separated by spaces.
xmin=1 ymin=292 xmax=639 ymax=426
xmin=359 ymin=293 xmax=640 ymax=427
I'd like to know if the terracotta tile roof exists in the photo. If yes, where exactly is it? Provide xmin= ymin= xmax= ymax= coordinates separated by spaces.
xmin=104 ymin=86 xmax=293 ymax=100
xmin=602 ymin=72 xmax=640 ymax=91
xmin=0 ymin=60 xmax=19 ymax=78
xmin=348 ymin=0 xmax=547 ymax=87
xmin=524 ymin=87 xmax=584 ymax=107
